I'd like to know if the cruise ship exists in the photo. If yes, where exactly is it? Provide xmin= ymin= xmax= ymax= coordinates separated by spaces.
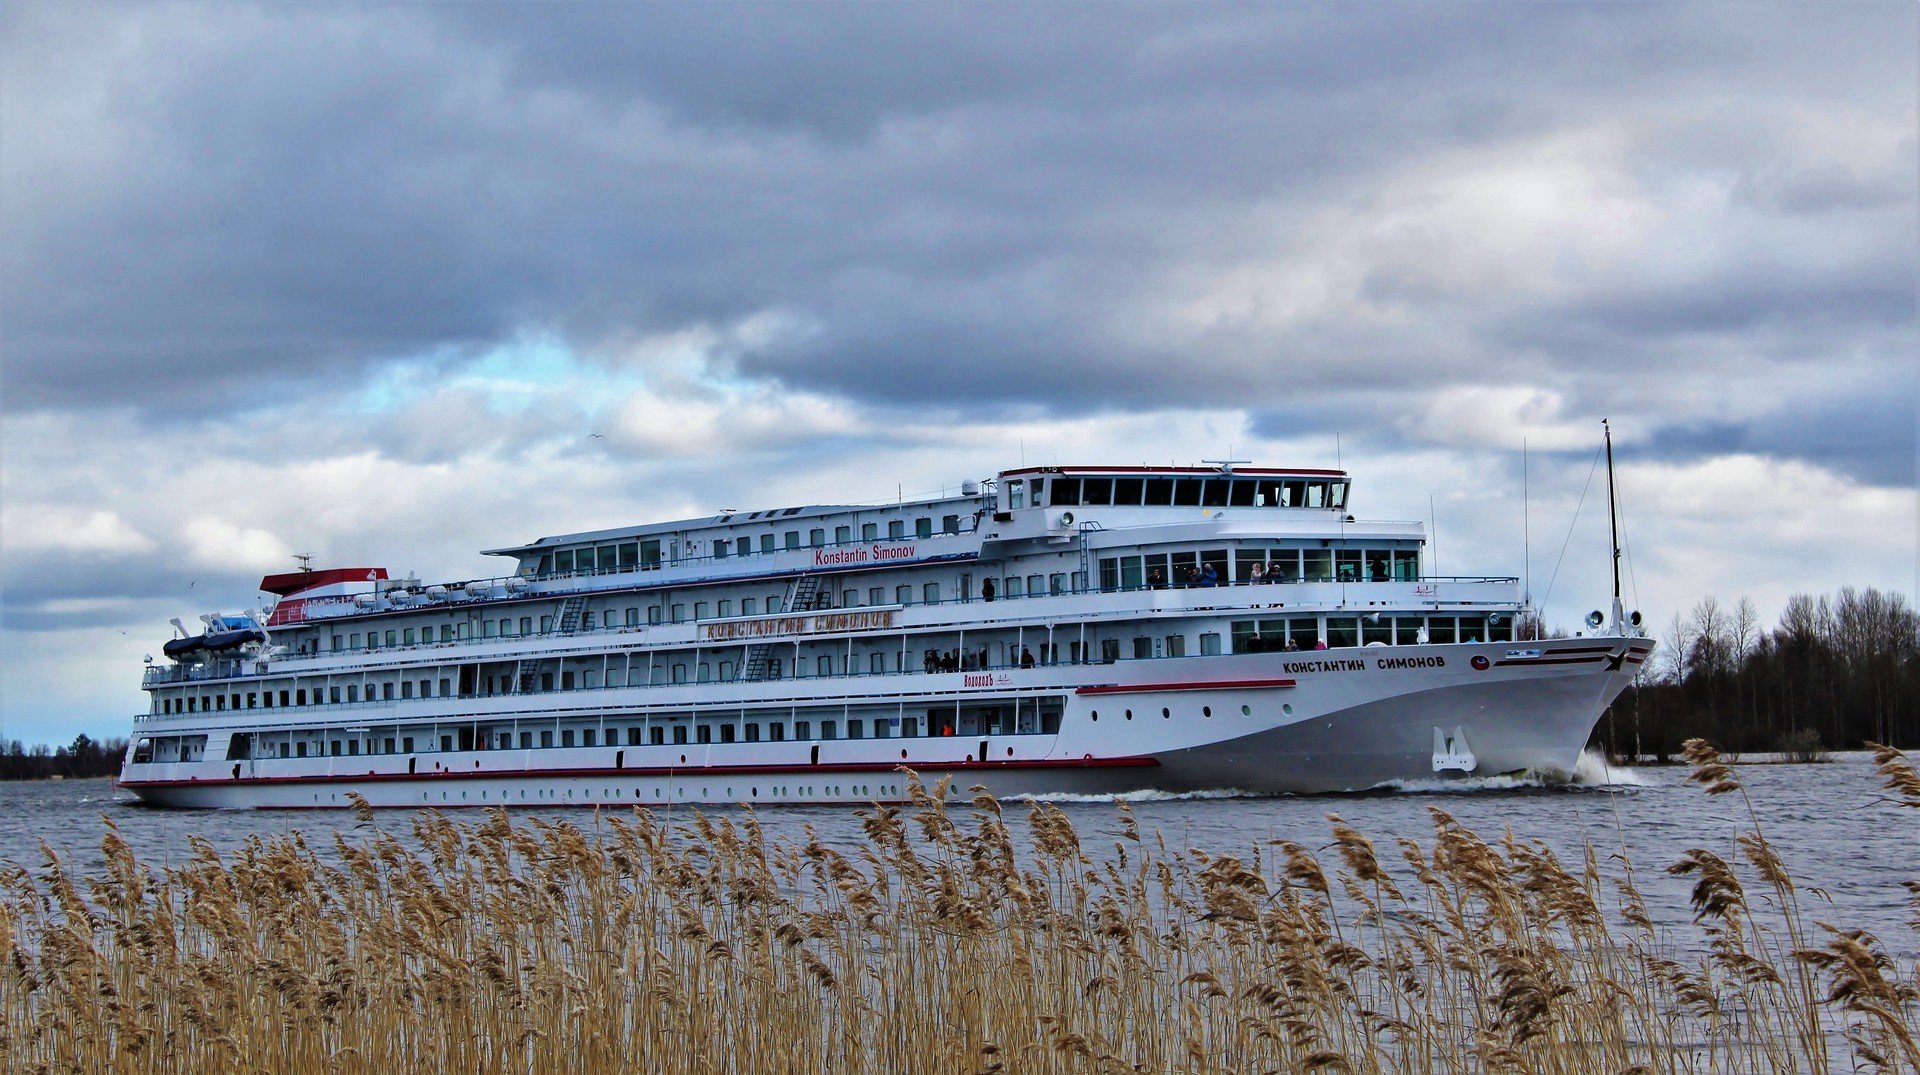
xmin=120 ymin=463 xmax=1651 ymax=808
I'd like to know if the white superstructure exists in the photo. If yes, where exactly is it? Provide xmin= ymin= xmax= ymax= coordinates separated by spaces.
xmin=121 ymin=464 xmax=1650 ymax=808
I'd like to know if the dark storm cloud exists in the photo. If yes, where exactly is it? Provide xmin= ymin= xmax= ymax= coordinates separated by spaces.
xmin=1 ymin=2 xmax=1913 ymax=484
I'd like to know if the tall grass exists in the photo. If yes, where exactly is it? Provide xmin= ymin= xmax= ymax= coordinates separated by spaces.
xmin=3 ymin=745 xmax=1916 ymax=1073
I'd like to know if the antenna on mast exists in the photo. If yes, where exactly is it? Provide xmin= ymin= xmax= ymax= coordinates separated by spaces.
xmin=294 ymin=553 xmax=314 ymax=575
xmin=1603 ymin=420 xmax=1624 ymax=633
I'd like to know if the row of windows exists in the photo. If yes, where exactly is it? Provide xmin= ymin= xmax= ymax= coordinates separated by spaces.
xmin=1230 ymin=614 xmax=1514 ymax=650
xmin=534 ymin=514 xmax=974 ymax=577
xmin=240 ymin=706 xmax=1068 ymax=761
xmin=1098 ymin=548 xmax=1420 ymax=590
xmin=1014 ymin=475 xmax=1349 ymax=511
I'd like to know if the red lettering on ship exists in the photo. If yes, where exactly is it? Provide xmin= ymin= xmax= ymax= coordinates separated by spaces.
xmin=812 ymin=542 xmax=917 ymax=568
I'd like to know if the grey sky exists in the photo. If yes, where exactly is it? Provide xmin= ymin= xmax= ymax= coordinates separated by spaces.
xmin=1 ymin=2 xmax=1914 ymax=745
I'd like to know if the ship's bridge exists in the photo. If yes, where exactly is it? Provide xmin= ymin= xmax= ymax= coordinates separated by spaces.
xmin=994 ymin=466 xmax=1350 ymax=513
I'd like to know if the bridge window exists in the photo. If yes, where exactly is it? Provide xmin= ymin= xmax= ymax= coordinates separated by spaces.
xmin=1051 ymin=477 xmax=1081 ymax=504
xmin=1008 ymin=480 xmax=1025 ymax=509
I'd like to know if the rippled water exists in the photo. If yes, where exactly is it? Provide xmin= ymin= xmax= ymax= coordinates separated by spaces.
xmin=4 ymin=753 xmax=1914 ymax=962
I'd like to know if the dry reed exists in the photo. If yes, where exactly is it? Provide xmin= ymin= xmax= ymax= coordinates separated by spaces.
xmin=3 ymin=751 xmax=1917 ymax=1073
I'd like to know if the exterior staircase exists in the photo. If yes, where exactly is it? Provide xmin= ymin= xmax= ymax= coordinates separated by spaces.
xmin=739 ymin=573 xmax=825 ymax=681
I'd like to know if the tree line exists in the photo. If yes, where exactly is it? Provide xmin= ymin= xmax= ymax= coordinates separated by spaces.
xmin=1594 ymin=586 xmax=1919 ymax=759
xmin=0 ymin=735 xmax=128 ymax=781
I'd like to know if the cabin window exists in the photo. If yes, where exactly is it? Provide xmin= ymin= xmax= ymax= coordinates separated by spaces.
xmin=382 ymin=683 xmax=394 ymax=700
xmin=861 ymin=522 xmax=878 ymax=540
xmin=1303 ymin=549 xmax=1333 ymax=581
xmin=868 ymin=587 xmax=884 ymax=605
xmin=1362 ymin=616 xmax=1392 ymax=646
xmin=769 ymin=722 xmax=785 ymax=741
xmin=626 ymin=728 xmax=641 ymax=745
xmin=1199 ymin=633 xmax=1222 ymax=656
xmin=760 ymin=534 xmax=775 ymax=553
xmin=785 ymin=531 xmax=800 ymax=550
xmin=888 ymin=520 xmax=905 ymax=539
xmin=720 ymin=724 xmax=735 ymax=743
xmin=697 ymin=726 xmax=711 ymax=744
xmin=835 ymin=525 xmax=851 ymax=543
xmin=350 ymin=632 xmax=362 ymax=648
xmin=1133 ymin=637 xmax=1153 ymax=659
xmin=897 ymin=585 xmax=913 ymax=605
xmin=1327 ymin=618 xmax=1360 ymax=649
xmin=541 ymin=731 xmax=554 ymax=747
xmin=915 ymin=518 xmax=932 ymax=538
xmin=942 ymin=515 xmax=960 ymax=534
xmin=1336 ymin=550 xmax=1363 ymax=582
xmin=441 ymin=625 xmax=454 ymax=642
xmin=809 ymin=528 xmax=825 ymax=546
xmin=1166 ymin=634 xmax=1186 ymax=658
xmin=619 ymin=542 xmax=639 ymax=569
xmin=344 ymin=687 xmax=357 ymax=703
xmin=795 ymin=721 xmax=811 ymax=740
xmin=693 ymin=602 xmax=708 ymax=620
xmin=736 ymin=537 xmax=751 ymax=557
xmin=330 ymin=740 xmax=342 ymax=756
xmin=295 ymin=742 xmax=307 ymax=758
xmin=672 ymin=664 xmax=687 ymax=684
xmin=697 ymin=663 xmax=711 ymax=683
xmin=641 ymin=540 xmax=662 ymax=569
xmin=557 ymin=549 xmax=575 ymax=572
xmin=745 ymin=724 xmax=760 ymax=743
xmin=923 ymin=582 xmax=940 ymax=604
xmin=440 ymin=678 xmax=451 ymax=696
xmin=647 ymin=606 xmax=662 ymax=625
xmin=742 ymin=598 xmax=757 ymax=615
xmin=817 ymin=655 xmax=833 ymax=677
xmin=402 ymin=628 xmax=415 ymax=644
xmin=673 ymin=726 xmax=688 ymax=745
xmin=649 ymin=727 xmax=664 ymax=745
xmin=717 ymin=599 xmax=732 ymax=617
xmin=1458 ymin=616 xmax=1488 ymax=644
xmin=671 ymin=604 xmax=685 ymax=622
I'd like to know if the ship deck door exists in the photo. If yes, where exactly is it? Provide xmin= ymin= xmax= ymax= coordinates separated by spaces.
xmin=977 ymin=740 xmax=988 ymax=763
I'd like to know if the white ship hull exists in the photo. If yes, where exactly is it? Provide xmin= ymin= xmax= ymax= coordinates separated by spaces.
xmin=121 ymin=638 xmax=1650 ymax=809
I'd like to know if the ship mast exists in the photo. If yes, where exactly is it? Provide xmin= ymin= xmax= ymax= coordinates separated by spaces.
xmin=1603 ymin=419 xmax=1624 ymax=634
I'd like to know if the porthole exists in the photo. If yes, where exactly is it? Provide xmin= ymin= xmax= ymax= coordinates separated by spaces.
xmin=1124 ymin=709 xmax=1133 ymax=720
xmin=1203 ymin=706 xmax=1212 ymax=718
xmin=1162 ymin=708 xmax=1170 ymax=719
xmin=1006 ymin=747 xmax=1014 ymax=757
xmin=1241 ymin=704 xmax=1252 ymax=716
xmin=900 ymin=749 xmax=908 ymax=759
xmin=1091 ymin=710 xmax=1099 ymax=721
xmin=1283 ymin=703 xmax=1294 ymax=715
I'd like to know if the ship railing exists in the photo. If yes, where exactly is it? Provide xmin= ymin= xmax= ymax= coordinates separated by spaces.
xmin=145 ymin=579 xmax=1527 ymax=701
xmin=257 ymin=572 xmax=1525 ymax=666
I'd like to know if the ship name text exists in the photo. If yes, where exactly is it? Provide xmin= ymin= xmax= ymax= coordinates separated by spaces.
xmin=701 ymin=609 xmax=900 ymax=642
xmin=814 ymin=543 xmax=918 ymax=568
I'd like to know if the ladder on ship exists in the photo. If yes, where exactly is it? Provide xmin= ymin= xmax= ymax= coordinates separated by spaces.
xmin=739 ymin=572 xmax=825 ymax=681
xmin=553 ymin=594 xmax=588 ymax=633
xmin=513 ymin=658 xmax=557 ymax=695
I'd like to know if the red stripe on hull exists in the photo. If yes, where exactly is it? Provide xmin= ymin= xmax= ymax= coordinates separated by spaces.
xmin=117 ymin=754 xmax=1159 ymax=791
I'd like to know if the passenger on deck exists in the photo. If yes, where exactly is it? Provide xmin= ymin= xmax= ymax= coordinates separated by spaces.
xmin=1020 ymin=647 xmax=1035 ymax=669
xmin=982 ymin=578 xmax=995 ymax=602
xmin=1148 ymin=569 xmax=1165 ymax=589
xmin=1314 ymin=639 xmax=1328 ymax=650
xmin=1248 ymin=633 xmax=1264 ymax=653
xmin=1285 ymin=637 xmax=1300 ymax=652
xmin=1249 ymin=562 xmax=1265 ymax=584
xmin=1200 ymin=565 xmax=1219 ymax=587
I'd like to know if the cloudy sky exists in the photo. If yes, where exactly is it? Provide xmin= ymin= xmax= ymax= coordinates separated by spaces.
xmin=2 ymin=2 xmax=1914 ymax=747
